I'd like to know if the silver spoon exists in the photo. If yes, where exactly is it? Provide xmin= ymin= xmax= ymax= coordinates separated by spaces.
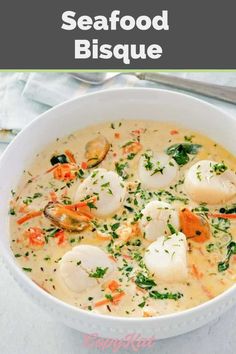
xmin=72 ymin=72 xmax=236 ymax=104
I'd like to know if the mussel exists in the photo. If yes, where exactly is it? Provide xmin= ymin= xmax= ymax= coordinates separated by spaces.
xmin=44 ymin=202 xmax=90 ymax=232
xmin=85 ymin=135 xmax=110 ymax=168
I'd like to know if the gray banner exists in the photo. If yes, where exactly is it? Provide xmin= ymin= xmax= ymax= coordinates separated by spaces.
xmin=0 ymin=0 xmax=235 ymax=69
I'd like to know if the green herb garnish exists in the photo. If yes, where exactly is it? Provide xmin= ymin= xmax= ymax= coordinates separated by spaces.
xmin=115 ymin=162 xmax=129 ymax=179
xmin=166 ymin=143 xmax=202 ymax=166
xmin=212 ymin=162 xmax=227 ymax=175
xmin=89 ymin=267 xmax=108 ymax=278
xmin=135 ymin=273 xmax=156 ymax=290
xmin=149 ymin=290 xmax=183 ymax=301
xmin=167 ymin=223 xmax=177 ymax=235
xmin=218 ymin=241 xmax=236 ymax=272
xmin=22 ymin=267 xmax=32 ymax=272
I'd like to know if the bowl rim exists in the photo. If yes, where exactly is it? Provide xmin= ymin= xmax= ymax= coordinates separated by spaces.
xmin=1 ymin=86 xmax=236 ymax=324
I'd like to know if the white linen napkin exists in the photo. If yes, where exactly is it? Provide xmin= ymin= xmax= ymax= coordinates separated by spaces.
xmin=0 ymin=72 xmax=235 ymax=141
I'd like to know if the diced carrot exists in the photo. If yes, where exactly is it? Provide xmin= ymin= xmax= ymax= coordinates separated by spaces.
xmin=19 ymin=204 xmax=29 ymax=213
xmin=65 ymin=196 xmax=97 ymax=211
xmin=54 ymin=229 xmax=66 ymax=245
xmin=24 ymin=227 xmax=45 ymax=247
xmin=170 ymin=130 xmax=179 ymax=135
xmin=17 ymin=211 xmax=42 ymax=225
xmin=209 ymin=213 xmax=236 ymax=219
xmin=94 ymin=292 xmax=125 ymax=307
xmin=65 ymin=149 xmax=76 ymax=164
xmin=114 ymin=132 xmax=120 ymax=139
xmin=179 ymin=208 xmax=211 ymax=243
xmin=108 ymin=255 xmax=117 ymax=262
xmin=107 ymin=280 xmax=119 ymax=292
xmin=81 ymin=161 xmax=88 ymax=170
xmin=50 ymin=191 xmax=57 ymax=202
xmin=191 ymin=264 xmax=203 ymax=280
xmin=123 ymin=142 xmax=142 ymax=154
xmin=123 ymin=254 xmax=132 ymax=260
xmin=46 ymin=164 xmax=59 ymax=174
xmin=131 ymin=129 xmax=145 ymax=136
xmin=33 ymin=280 xmax=51 ymax=294
xmin=201 ymin=285 xmax=213 ymax=299
xmin=66 ymin=201 xmax=87 ymax=209
xmin=53 ymin=164 xmax=77 ymax=181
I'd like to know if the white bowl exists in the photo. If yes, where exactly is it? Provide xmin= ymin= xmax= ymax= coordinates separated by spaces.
xmin=0 ymin=88 xmax=236 ymax=340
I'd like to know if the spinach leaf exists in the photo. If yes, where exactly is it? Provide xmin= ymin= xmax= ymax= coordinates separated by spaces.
xmin=50 ymin=154 xmax=68 ymax=165
xmin=135 ymin=273 xmax=156 ymax=290
xmin=218 ymin=241 xmax=236 ymax=272
xmin=166 ymin=143 xmax=202 ymax=166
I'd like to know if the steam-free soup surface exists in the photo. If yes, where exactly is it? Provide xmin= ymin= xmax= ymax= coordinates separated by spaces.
xmin=10 ymin=120 xmax=236 ymax=317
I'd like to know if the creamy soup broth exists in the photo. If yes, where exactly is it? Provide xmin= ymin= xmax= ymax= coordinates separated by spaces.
xmin=10 ymin=120 xmax=236 ymax=317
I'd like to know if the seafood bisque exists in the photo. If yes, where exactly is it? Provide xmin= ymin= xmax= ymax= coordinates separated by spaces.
xmin=9 ymin=120 xmax=236 ymax=318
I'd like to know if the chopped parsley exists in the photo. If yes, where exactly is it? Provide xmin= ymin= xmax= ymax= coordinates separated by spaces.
xmin=149 ymin=290 xmax=183 ymax=301
xmin=22 ymin=267 xmax=32 ymax=272
xmin=218 ymin=241 xmax=236 ymax=272
xmin=115 ymin=162 xmax=129 ymax=179
xmin=212 ymin=162 xmax=227 ymax=175
xmin=89 ymin=267 xmax=108 ymax=278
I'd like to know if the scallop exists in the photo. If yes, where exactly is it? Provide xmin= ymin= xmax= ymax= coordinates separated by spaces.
xmin=138 ymin=151 xmax=178 ymax=189
xmin=74 ymin=168 xmax=126 ymax=217
xmin=184 ymin=160 xmax=236 ymax=204
xmin=139 ymin=201 xmax=179 ymax=241
xmin=85 ymin=135 xmax=110 ymax=168
xmin=59 ymin=245 xmax=116 ymax=293
xmin=144 ymin=232 xmax=188 ymax=283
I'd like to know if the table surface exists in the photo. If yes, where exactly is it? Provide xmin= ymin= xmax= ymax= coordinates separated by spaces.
xmin=1 ymin=94 xmax=236 ymax=354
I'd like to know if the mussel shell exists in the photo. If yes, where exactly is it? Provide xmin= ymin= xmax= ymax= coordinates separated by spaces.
xmin=44 ymin=202 xmax=89 ymax=232
xmin=85 ymin=135 xmax=110 ymax=168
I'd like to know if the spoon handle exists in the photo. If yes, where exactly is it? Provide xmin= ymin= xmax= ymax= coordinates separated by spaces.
xmin=138 ymin=73 xmax=236 ymax=104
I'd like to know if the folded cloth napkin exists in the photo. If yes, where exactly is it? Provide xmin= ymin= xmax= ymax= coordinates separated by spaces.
xmin=0 ymin=72 xmax=236 ymax=142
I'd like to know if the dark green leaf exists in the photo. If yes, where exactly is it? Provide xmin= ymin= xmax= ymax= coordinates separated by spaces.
xmin=135 ymin=273 xmax=156 ymax=290
xmin=166 ymin=143 xmax=202 ymax=166
xmin=50 ymin=154 xmax=68 ymax=165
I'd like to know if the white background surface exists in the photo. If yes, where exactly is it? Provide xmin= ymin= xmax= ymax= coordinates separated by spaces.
xmin=1 ymin=92 xmax=236 ymax=354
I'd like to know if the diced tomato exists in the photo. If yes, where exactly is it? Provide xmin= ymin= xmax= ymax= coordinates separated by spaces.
xmin=170 ymin=130 xmax=179 ymax=135
xmin=81 ymin=161 xmax=88 ymax=170
xmin=114 ymin=132 xmax=120 ymax=139
xmin=54 ymin=229 xmax=66 ymax=245
xmin=131 ymin=129 xmax=145 ymax=136
xmin=108 ymin=280 xmax=119 ymax=292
